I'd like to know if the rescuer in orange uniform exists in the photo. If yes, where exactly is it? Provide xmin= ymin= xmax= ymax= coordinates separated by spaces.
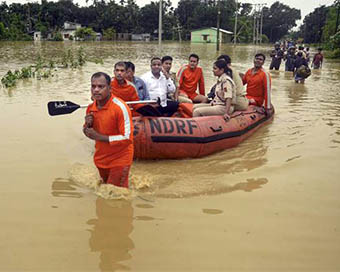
xmin=242 ymin=53 xmax=272 ymax=113
xmin=177 ymin=54 xmax=209 ymax=103
xmin=110 ymin=61 xmax=141 ymax=116
xmin=83 ymin=72 xmax=134 ymax=188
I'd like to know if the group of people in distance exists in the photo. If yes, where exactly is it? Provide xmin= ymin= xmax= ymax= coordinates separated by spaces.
xmin=269 ymin=42 xmax=324 ymax=84
xmin=83 ymin=52 xmax=272 ymax=188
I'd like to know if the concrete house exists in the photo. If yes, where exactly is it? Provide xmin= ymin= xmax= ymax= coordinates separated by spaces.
xmin=191 ymin=27 xmax=233 ymax=43
xmin=61 ymin=21 xmax=81 ymax=40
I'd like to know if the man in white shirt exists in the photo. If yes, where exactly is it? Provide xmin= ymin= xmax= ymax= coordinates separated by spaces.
xmin=141 ymin=57 xmax=179 ymax=116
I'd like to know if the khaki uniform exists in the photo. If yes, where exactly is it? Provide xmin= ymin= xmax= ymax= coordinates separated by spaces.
xmin=230 ymin=67 xmax=249 ymax=111
xmin=193 ymin=74 xmax=235 ymax=117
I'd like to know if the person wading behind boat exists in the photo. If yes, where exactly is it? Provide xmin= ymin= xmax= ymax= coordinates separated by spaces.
xmin=284 ymin=46 xmax=296 ymax=72
xmin=83 ymin=72 xmax=133 ymax=188
xmin=141 ymin=57 xmax=178 ymax=117
xmin=192 ymin=59 xmax=236 ymax=121
xmin=269 ymin=42 xmax=284 ymax=70
xmin=242 ymin=53 xmax=272 ymax=115
xmin=293 ymin=52 xmax=310 ymax=84
xmin=312 ymin=48 xmax=324 ymax=69
xmin=177 ymin=53 xmax=209 ymax=104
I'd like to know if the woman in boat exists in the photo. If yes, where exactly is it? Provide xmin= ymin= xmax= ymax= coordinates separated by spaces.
xmin=192 ymin=59 xmax=236 ymax=121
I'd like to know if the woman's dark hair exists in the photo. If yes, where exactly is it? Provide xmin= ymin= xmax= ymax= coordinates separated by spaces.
xmin=214 ymin=59 xmax=233 ymax=78
xmin=217 ymin=54 xmax=231 ymax=65
xmin=214 ymin=59 xmax=233 ymax=79
xmin=217 ymin=55 xmax=233 ymax=78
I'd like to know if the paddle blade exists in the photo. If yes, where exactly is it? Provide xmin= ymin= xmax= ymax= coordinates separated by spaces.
xmin=48 ymin=101 xmax=81 ymax=116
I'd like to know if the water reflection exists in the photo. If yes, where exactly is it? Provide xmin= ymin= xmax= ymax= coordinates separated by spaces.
xmin=285 ymin=82 xmax=308 ymax=105
xmin=87 ymin=198 xmax=134 ymax=271
xmin=132 ymin=126 xmax=270 ymax=198
xmin=51 ymin=177 xmax=83 ymax=198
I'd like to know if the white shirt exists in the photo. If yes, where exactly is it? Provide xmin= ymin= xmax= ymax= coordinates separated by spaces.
xmin=141 ymin=71 xmax=175 ymax=107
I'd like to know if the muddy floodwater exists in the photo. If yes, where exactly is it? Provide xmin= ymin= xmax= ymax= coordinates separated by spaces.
xmin=1 ymin=41 xmax=340 ymax=271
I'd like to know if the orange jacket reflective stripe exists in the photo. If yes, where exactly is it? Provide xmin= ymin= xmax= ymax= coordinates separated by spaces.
xmin=86 ymin=95 xmax=134 ymax=168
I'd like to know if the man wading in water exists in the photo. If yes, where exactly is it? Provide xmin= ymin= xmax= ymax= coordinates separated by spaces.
xmin=83 ymin=72 xmax=134 ymax=188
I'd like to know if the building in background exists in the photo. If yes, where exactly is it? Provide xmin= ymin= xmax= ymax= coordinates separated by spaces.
xmin=61 ymin=21 xmax=81 ymax=40
xmin=191 ymin=27 xmax=233 ymax=43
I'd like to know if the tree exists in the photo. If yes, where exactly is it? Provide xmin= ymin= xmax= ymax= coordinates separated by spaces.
xmin=0 ymin=22 xmax=9 ymax=40
xmin=103 ymin=27 xmax=116 ymax=40
xmin=301 ymin=5 xmax=329 ymax=43
xmin=75 ymin=27 xmax=96 ymax=40
xmin=261 ymin=1 xmax=301 ymax=43
xmin=176 ymin=0 xmax=236 ymax=40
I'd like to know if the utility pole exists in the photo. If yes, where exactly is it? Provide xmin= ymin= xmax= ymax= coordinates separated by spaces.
xmin=216 ymin=0 xmax=221 ymax=51
xmin=336 ymin=0 xmax=340 ymax=34
xmin=158 ymin=0 xmax=162 ymax=48
xmin=253 ymin=4 xmax=258 ymax=44
xmin=234 ymin=0 xmax=238 ymax=45
xmin=252 ymin=3 xmax=266 ymax=45
xmin=260 ymin=5 xmax=264 ymax=43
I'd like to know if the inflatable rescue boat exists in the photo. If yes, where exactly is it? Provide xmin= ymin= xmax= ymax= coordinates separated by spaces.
xmin=132 ymin=104 xmax=274 ymax=159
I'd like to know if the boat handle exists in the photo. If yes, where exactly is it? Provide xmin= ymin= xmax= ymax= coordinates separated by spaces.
xmin=210 ymin=126 xmax=222 ymax=132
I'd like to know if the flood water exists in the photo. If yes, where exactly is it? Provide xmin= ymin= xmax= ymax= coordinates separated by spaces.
xmin=1 ymin=41 xmax=340 ymax=271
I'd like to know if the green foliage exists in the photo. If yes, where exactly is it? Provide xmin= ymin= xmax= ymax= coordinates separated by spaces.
xmin=53 ymin=32 xmax=63 ymax=41
xmin=330 ymin=30 xmax=340 ymax=49
xmin=75 ymin=27 xmax=96 ymax=41
xmin=262 ymin=1 xmax=301 ymax=43
xmin=329 ymin=48 xmax=340 ymax=58
xmin=103 ymin=27 xmax=116 ymax=40
xmin=301 ymin=5 xmax=329 ymax=43
xmin=261 ymin=34 xmax=269 ymax=43
xmin=176 ymin=0 xmax=236 ymax=39
xmin=61 ymin=48 xmax=87 ymax=68
xmin=1 ymin=70 xmax=21 ymax=87
xmin=1 ymin=47 xmax=88 ymax=88
xmin=77 ymin=47 xmax=86 ymax=66
xmin=0 ymin=22 xmax=9 ymax=40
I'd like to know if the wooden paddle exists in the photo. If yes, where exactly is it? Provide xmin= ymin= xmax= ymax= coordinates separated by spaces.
xmin=47 ymin=100 xmax=157 ymax=116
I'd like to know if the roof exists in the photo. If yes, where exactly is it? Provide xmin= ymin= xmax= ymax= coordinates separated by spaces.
xmin=191 ymin=27 xmax=233 ymax=35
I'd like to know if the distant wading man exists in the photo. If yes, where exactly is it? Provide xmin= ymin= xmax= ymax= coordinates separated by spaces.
xmin=269 ymin=42 xmax=284 ymax=70
xmin=177 ymin=53 xmax=208 ymax=103
xmin=83 ymin=72 xmax=134 ymax=188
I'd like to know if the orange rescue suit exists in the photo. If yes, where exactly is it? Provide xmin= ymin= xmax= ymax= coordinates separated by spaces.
xmin=110 ymin=77 xmax=141 ymax=116
xmin=242 ymin=68 xmax=271 ymax=109
xmin=177 ymin=65 xmax=205 ymax=97
xmin=86 ymin=95 xmax=134 ymax=169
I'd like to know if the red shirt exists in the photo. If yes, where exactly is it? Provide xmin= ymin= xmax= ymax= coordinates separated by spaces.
xmin=177 ymin=65 xmax=205 ymax=96
xmin=86 ymin=95 xmax=134 ymax=168
xmin=242 ymin=68 xmax=271 ymax=109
